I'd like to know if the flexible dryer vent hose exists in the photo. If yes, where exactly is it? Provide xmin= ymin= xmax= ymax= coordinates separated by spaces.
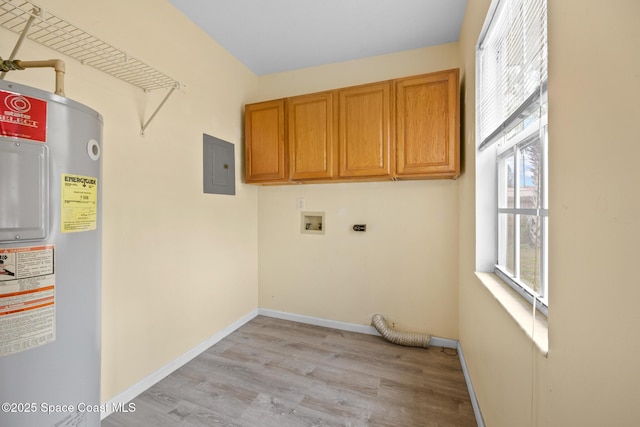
xmin=371 ymin=314 xmax=431 ymax=348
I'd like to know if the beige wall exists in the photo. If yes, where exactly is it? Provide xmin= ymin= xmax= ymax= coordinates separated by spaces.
xmin=458 ymin=0 xmax=640 ymax=426
xmin=0 ymin=0 xmax=260 ymax=402
xmin=258 ymin=180 xmax=459 ymax=337
xmin=256 ymin=44 xmax=462 ymax=338
xmin=255 ymin=43 xmax=460 ymax=101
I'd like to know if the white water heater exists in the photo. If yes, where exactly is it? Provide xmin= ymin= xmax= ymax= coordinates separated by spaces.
xmin=0 ymin=80 xmax=102 ymax=427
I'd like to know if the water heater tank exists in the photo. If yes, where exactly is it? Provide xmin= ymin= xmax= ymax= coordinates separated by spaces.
xmin=0 ymin=80 xmax=102 ymax=427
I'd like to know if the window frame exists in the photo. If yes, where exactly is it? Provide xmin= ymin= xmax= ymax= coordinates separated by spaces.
xmin=475 ymin=0 xmax=549 ymax=315
xmin=495 ymin=115 xmax=548 ymax=315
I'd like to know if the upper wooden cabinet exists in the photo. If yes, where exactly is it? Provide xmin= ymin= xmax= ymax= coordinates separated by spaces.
xmin=243 ymin=68 xmax=460 ymax=184
xmin=288 ymin=92 xmax=337 ymax=180
xmin=338 ymin=81 xmax=392 ymax=178
xmin=244 ymin=99 xmax=287 ymax=183
xmin=395 ymin=69 xmax=460 ymax=179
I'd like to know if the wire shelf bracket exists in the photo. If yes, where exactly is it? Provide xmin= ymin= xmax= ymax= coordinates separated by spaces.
xmin=0 ymin=0 xmax=181 ymax=135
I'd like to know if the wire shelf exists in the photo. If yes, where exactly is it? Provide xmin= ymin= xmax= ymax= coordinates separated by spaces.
xmin=0 ymin=0 xmax=178 ymax=92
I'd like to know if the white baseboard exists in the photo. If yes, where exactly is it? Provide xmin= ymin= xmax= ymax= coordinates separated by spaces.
xmin=428 ymin=336 xmax=458 ymax=349
xmin=457 ymin=342 xmax=485 ymax=427
xmin=258 ymin=308 xmax=381 ymax=336
xmin=100 ymin=309 xmax=259 ymax=420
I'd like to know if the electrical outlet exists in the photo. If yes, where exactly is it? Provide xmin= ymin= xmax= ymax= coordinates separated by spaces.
xmin=296 ymin=197 xmax=305 ymax=211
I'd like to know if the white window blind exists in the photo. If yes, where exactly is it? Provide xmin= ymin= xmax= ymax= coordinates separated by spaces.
xmin=477 ymin=0 xmax=548 ymax=150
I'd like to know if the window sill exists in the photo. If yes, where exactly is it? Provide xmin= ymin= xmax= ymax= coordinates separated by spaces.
xmin=475 ymin=272 xmax=549 ymax=357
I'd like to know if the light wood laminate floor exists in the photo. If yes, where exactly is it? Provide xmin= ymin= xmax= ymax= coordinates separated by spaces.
xmin=102 ymin=316 xmax=476 ymax=427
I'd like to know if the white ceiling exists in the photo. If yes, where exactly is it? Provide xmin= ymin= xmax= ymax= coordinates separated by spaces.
xmin=167 ymin=0 xmax=468 ymax=76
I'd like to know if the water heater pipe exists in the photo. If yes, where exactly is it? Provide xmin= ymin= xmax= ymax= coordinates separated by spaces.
xmin=371 ymin=314 xmax=431 ymax=348
xmin=0 ymin=58 xmax=65 ymax=96
xmin=16 ymin=59 xmax=65 ymax=96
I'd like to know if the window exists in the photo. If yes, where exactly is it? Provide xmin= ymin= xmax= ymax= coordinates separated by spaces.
xmin=477 ymin=0 xmax=548 ymax=313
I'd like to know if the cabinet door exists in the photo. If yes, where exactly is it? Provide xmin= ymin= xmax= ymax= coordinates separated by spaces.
xmin=244 ymin=99 xmax=287 ymax=183
xmin=395 ymin=69 xmax=460 ymax=178
xmin=288 ymin=92 xmax=337 ymax=180
xmin=338 ymin=82 xmax=392 ymax=178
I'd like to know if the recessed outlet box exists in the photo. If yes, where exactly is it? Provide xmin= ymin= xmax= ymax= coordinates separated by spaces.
xmin=301 ymin=211 xmax=325 ymax=235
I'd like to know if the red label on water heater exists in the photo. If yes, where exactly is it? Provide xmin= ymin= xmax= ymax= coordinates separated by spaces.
xmin=0 ymin=90 xmax=47 ymax=142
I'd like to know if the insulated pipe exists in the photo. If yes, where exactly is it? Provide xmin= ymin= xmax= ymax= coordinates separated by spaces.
xmin=371 ymin=314 xmax=431 ymax=348
xmin=15 ymin=59 xmax=66 ymax=96
xmin=0 ymin=58 xmax=66 ymax=96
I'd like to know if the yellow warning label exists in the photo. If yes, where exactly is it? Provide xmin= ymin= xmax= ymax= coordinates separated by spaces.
xmin=61 ymin=174 xmax=98 ymax=233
